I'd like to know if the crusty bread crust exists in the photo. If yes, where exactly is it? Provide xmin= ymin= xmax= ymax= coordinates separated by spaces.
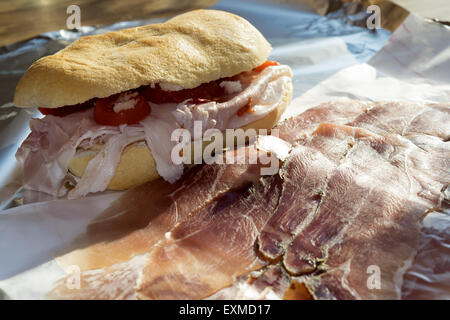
xmin=14 ymin=9 xmax=271 ymax=108
xmin=68 ymin=83 xmax=292 ymax=190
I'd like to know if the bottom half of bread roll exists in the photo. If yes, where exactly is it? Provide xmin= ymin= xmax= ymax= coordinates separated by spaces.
xmin=68 ymin=84 xmax=292 ymax=190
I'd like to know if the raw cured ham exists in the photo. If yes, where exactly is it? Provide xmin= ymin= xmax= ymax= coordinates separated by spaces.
xmin=208 ymin=265 xmax=294 ymax=300
xmin=49 ymin=145 xmax=272 ymax=299
xmin=281 ymin=123 xmax=444 ymax=299
xmin=136 ymin=174 xmax=282 ymax=299
xmin=56 ymin=146 xmax=268 ymax=271
xmin=347 ymin=101 xmax=450 ymax=140
xmin=48 ymin=100 xmax=450 ymax=300
xmin=276 ymin=100 xmax=370 ymax=142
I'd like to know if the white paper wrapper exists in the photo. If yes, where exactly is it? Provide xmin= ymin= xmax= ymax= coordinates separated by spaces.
xmin=283 ymin=14 xmax=450 ymax=119
xmin=0 ymin=3 xmax=448 ymax=300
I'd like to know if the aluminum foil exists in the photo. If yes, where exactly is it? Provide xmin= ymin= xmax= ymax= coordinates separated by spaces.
xmin=2 ymin=0 xmax=448 ymax=300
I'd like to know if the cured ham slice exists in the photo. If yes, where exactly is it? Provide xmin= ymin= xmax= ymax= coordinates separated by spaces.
xmin=47 ymin=100 xmax=449 ymax=300
xmin=347 ymin=101 xmax=450 ymax=140
xmin=135 ymin=173 xmax=282 ymax=299
xmin=47 ymin=255 xmax=148 ymax=300
xmin=281 ymin=123 xmax=444 ymax=299
xmin=56 ymin=146 xmax=266 ymax=271
xmin=257 ymin=143 xmax=338 ymax=261
xmin=50 ymin=145 xmax=276 ymax=300
xmin=348 ymin=102 xmax=450 ymax=203
xmin=207 ymin=265 xmax=294 ymax=300
xmin=257 ymin=125 xmax=375 ymax=262
xmin=276 ymin=100 xmax=370 ymax=143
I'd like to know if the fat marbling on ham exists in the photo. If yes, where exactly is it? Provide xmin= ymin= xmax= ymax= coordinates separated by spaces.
xmin=16 ymin=65 xmax=293 ymax=199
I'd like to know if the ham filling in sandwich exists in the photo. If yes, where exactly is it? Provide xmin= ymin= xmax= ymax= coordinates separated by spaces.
xmin=13 ymin=10 xmax=293 ymax=198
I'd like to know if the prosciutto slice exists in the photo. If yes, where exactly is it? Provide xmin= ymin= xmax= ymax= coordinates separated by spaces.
xmin=347 ymin=101 xmax=450 ymax=140
xmin=280 ymin=124 xmax=443 ymax=299
xmin=276 ymin=100 xmax=370 ymax=143
xmin=47 ymin=100 xmax=449 ymax=300
xmin=56 ymin=146 xmax=268 ymax=271
xmin=207 ymin=265 xmax=294 ymax=300
xmin=135 ymin=173 xmax=282 ymax=299
xmin=258 ymin=129 xmax=351 ymax=261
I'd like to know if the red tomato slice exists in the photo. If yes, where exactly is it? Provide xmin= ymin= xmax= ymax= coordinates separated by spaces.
xmin=140 ymin=81 xmax=224 ymax=104
xmin=38 ymin=100 xmax=94 ymax=117
xmin=252 ymin=60 xmax=279 ymax=73
xmin=139 ymin=60 xmax=279 ymax=104
xmin=93 ymin=92 xmax=151 ymax=126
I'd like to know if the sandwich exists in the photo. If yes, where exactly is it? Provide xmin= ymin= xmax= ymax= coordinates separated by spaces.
xmin=14 ymin=9 xmax=293 ymax=199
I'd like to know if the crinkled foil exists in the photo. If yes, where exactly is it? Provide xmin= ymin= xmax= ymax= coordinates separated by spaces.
xmin=5 ymin=0 xmax=448 ymax=301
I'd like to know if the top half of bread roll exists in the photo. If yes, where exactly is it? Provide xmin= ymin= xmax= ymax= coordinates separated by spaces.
xmin=14 ymin=9 xmax=271 ymax=109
